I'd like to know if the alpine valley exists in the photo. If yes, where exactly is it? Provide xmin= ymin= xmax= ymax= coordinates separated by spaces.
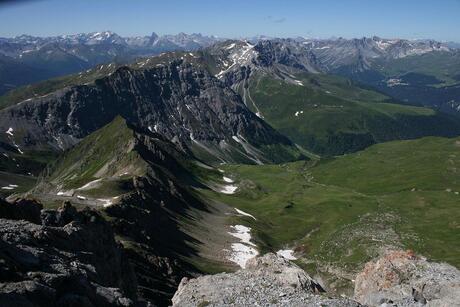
xmin=0 ymin=31 xmax=459 ymax=307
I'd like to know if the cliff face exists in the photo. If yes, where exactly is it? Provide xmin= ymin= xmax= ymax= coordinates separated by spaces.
xmin=0 ymin=58 xmax=299 ymax=164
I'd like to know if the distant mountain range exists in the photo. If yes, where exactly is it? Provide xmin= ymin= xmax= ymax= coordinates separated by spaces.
xmin=1 ymin=32 xmax=458 ymax=95
xmin=0 ymin=31 xmax=224 ymax=94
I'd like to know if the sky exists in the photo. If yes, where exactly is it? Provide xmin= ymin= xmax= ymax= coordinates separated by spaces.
xmin=0 ymin=0 xmax=459 ymax=42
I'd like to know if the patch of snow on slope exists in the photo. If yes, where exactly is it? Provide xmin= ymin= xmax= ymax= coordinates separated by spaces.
xmin=294 ymin=110 xmax=304 ymax=117
xmin=1 ymin=184 xmax=18 ymax=190
xmin=227 ymin=225 xmax=258 ymax=268
xmin=220 ymin=185 xmax=238 ymax=194
xmin=5 ymin=128 xmax=13 ymax=136
xmin=228 ymin=244 xmax=259 ymax=269
xmin=77 ymin=179 xmax=101 ymax=190
xmin=223 ymin=176 xmax=234 ymax=183
xmin=5 ymin=128 xmax=24 ymax=154
xmin=276 ymin=249 xmax=297 ymax=260
xmin=231 ymin=135 xmax=264 ymax=165
xmin=97 ymin=198 xmax=113 ymax=208
xmin=294 ymin=80 xmax=304 ymax=86
xmin=57 ymin=190 xmax=74 ymax=196
xmin=216 ymin=41 xmax=256 ymax=79
xmin=228 ymin=225 xmax=256 ymax=246
xmin=235 ymin=208 xmax=256 ymax=220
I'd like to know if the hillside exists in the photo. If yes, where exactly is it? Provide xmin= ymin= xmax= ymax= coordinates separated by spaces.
xmin=24 ymin=116 xmax=248 ymax=305
xmin=246 ymin=72 xmax=460 ymax=155
xmin=334 ymin=51 xmax=460 ymax=114
xmin=199 ymin=136 xmax=460 ymax=295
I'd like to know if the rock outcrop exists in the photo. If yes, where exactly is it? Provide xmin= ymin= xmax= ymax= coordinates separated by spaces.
xmin=0 ymin=199 xmax=138 ymax=307
xmin=354 ymin=250 xmax=460 ymax=306
xmin=171 ymin=253 xmax=360 ymax=306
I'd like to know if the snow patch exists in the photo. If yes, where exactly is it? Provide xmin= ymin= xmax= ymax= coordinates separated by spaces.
xmin=235 ymin=208 xmax=256 ymax=220
xmin=76 ymin=195 xmax=86 ymax=200
xmin=5 ymin=128 xmax=13 ymax=136
xmin=220 ymin=185 xmax=238 ymax=194
xmin=1 ymin=184 xmax=18 ymax=190
xmin=77 ymin=179 xmax=101 ymax=190
xmin=228 ymin=243 xmax=259 ymax=269
xmin=227 ymin=224 xmax=258 ymax=268
xmin=293 ymin=80 xmax=304 ymax=86
xmin=228 ymin=225 xmax=256 ymax=246
xmin=276 ymin=249 xmax=297 ymax=260
xmin=57 ymin=190 xmax=74 ymax=196
xmin=97 ymin=198 xmax=113 ymax=208
xmin=223 ymin=176 xmax=234 ymax=183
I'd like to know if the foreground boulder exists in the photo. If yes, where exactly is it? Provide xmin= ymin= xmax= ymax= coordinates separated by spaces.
xmin=354 ymin=250 xmax=460 ymax=306
xmin=172 ymin=253 xmax=360 ymax=306
xmin=0 ymin=200 xmax=138 ymax=307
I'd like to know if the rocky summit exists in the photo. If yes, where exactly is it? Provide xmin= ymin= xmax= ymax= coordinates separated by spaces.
xmin=171 ymin=251 xmax=460 ymax=307
xmin=172 ymin=253 xmax=360 ymax=306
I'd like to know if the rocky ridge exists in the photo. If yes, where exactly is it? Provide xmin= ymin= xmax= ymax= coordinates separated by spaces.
xmin=0 ymin=199 xmax=139 ymax=306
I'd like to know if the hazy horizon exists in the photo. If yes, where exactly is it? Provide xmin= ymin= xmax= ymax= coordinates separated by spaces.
xmin=1 ymin=0 xmax=459 ymax=42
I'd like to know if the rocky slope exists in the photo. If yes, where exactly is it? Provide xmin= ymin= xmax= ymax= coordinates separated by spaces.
xmin=354 ymin=250 xmax=460 ymax=306
xmin=172 ymin=253 xmax=360 ymax=306
xmin=172 ymin=251 xmax=460 ymax=307
xmin=0 ymin=199 xmax=139 ymax=306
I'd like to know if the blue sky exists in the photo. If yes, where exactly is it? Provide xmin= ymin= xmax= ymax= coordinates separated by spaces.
xmin=0 ymin=0 xmax=459 ymax=41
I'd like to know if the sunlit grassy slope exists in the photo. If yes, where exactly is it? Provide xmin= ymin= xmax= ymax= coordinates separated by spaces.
xmin=248 ymin=73 xmax=460 ymax=155
xmin=200 ymin=136 xmax=460 ymax=279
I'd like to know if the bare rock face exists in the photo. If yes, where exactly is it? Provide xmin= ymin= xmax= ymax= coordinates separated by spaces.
xmin=171 ymin=253 xmax=361 ymax=306
xmin=354 ymin=250 xmax=460 ymax=306
xmin=0 ymin=200 xmax=138 ymax=307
